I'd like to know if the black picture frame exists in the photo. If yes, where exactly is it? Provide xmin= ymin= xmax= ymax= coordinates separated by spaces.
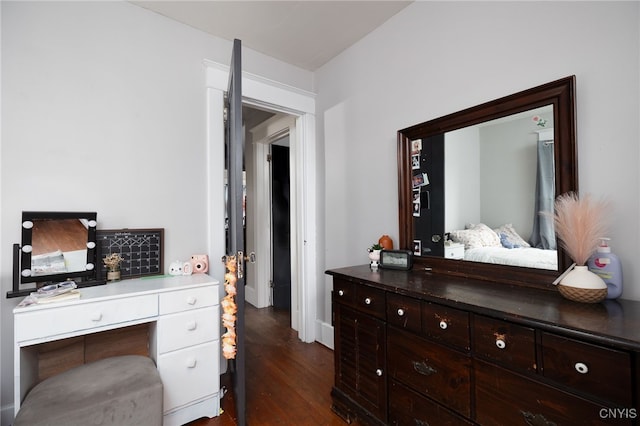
xmin=380 ymin=249 xmax=413 ymax=270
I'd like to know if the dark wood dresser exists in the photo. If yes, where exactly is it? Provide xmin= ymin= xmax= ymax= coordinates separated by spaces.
xmin=327 ymin=265 xmax=640 ymax=426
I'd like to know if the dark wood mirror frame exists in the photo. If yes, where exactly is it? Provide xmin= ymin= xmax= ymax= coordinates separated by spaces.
xmin=398 ymin=76 xmax=577 ymax=289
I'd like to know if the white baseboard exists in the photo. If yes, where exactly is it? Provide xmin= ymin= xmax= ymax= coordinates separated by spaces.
xmin=2 ymin=403 xmax=15 ymax=426
xmin=315 ymin=319 xmax=334 ymax=350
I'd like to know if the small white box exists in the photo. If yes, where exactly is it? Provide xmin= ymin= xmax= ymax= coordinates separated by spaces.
xmin=444 ymin=242 xmax=465 ymax=260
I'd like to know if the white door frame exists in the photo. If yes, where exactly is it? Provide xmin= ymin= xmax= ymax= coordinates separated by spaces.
xmin=247 ymin=115 xmax=299 ymax=329
xmin=204 ymin=60 xmax=317 ymax=343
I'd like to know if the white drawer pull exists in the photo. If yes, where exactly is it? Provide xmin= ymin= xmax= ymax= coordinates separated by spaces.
xmin=186 ymin=358 xmax=197 ymax=368
xmin=186 ymin=296 xmax=197 ymax=305
xmin=338 ymin=290 xmax=344 ymax=296
xmin=397 ymin=308 xmax=405 ymax=317
xmin=575 ymin=362 xmax=589 ymax=374
xmin=495 ymin=339 xmax=506 ymax=349
xmin=439 ymin=320 xmax=448 ymax=330
xmin=364 ymin=297 xmax=372 ymax=305
xmin=375 ymin=369 xmax=383 ymax=377
xmin=186 ymin=320 xmax=197 ymax=331
xmin=90 ymin=312 xmax=103 ymax=322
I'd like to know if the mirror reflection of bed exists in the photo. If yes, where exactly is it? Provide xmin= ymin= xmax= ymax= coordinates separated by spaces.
xmin=31 ymin=219 xmax=89 ymax=276
xmin=444 ymin=106 xmax=557 ymax=271
xmin=399 ymin=76 xmax=577 ymax=286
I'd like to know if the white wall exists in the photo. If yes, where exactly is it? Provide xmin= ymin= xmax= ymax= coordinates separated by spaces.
xmin=318 ymin=1 xmax=640 ymax=325
xmin=445 ymin=125 xmax=481 ymax=230
xmin=0 ymin=1 xmax=312 ymax=422
xmin=479 ymin=115 xmax=542 ymax=238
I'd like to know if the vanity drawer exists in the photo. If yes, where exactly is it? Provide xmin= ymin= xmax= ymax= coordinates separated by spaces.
xmin=389 ymin=380 xmax=473 ymax=426
xmin=388 ymin=327 xmax=471 ymax=417
xmin=386 ymin=293 xmax=421 ymax=334
xmin=157 ymin=306 xmax=220 ymax=354
xmin=15 ymin=294 xmax=158 ymax=342
xmin=157 ymin=340 xmax=220 ymax=412
xmin=159 ymin=286 xmax=217 ymax=315
xmin=541 ymin=332 xmax=633 ymax=406
xmin=422 ymin=302 xmax=470 ymax=351
xmin=354 ymin=284 xmax=386 ymax=320
xmin=333 ymin=279 xmax=355 ymax=306
xmin=475 ymin=360 xmax=628 ymax=426
xmin=473 ymin=314 xmax=536 ymax=374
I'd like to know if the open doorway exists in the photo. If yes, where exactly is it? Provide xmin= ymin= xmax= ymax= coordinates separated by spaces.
xmin=270 ymin=140 xmax=291 ymax=310
xmin=206 ymin=60 xmax=318 ymax=345
xmin=244 ymin=105 xmax=298 ymax=327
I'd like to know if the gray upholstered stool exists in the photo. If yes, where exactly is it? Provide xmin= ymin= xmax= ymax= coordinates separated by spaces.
xmin=14 ymin=355 xmax=163 ymax=426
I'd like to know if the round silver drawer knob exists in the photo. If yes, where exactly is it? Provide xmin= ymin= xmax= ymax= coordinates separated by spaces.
xmin=495 ymin=339 xmax=506 ymax=349
xmin=575 ymin=362 xmax=589 ymax=374
xmin=376 ymin=369 xmax=383 ymax=377
xmin=364 ymin=297 xmax=372 ymax=305
xmin=439 ymin=320 xmax=448 ymax=330
xmin=397 ymin=308 xmax=405 ymax=316
xmin=338 ymin=290 xmax=344 ymax=296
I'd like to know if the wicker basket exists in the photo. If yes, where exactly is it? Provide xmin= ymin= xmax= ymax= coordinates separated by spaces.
xmin=557 ymin=284 xmax=607 ymax=304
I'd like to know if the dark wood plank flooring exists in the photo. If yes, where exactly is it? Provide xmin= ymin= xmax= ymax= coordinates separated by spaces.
xmin=187 ymin=304 xmax=354 ymax=426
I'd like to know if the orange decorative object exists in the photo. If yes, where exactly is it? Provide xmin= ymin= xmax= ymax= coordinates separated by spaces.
xmin=379 ymin=235 xmax=393 ymax=250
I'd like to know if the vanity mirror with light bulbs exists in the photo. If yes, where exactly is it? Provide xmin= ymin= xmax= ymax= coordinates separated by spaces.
xmin=397 ymin=76 xmax=577 ymax=288
xmin=7 ymin=211 xmax=104 ymax=298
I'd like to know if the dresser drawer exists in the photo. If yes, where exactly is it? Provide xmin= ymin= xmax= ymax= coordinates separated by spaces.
xmin=159 ymin=286 xmax=217 ymax=315
xmin=473 ymin=314 xmax=536 ymax=374
xmin=541 ymin=332 xmax=633 ymax=406
xmin=475 ymin=360 xmax=629 ymax=426
xmin=157 ymin=340 xmax=220 ymax=412
xmin=422 ymin=302 xmax=470 ymax=351
xmin=388 ymin=327 xmax=471 ymax=417
xmin=389 ymin=380 xmax=473 ymax=426
xmin=157 ymin=306 xmax=220 ymax=354
xmin=386 ymin=293 xmax=421 ymax=334
xmin=354 ymin=284 xmax=386 ymax=320
xmin=15 ymin=294 xmax=158 ymax=342
xmin=333 ymin=278 xmax=355 ymax=306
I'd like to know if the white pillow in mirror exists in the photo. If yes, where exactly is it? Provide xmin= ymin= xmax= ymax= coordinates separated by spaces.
xmin=450 ymin=223 xmax=501 ymax=249
xmin=493 ymin=224 xmax=531 ymax=248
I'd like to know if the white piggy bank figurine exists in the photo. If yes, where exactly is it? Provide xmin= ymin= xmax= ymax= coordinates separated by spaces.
xmin=168 ymin=260 xmax=183 ymax=276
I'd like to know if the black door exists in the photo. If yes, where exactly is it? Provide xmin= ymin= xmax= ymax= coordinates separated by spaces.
xmin=270 ymin=143 xmax=291 ymax=309
xmin=225 ymin=38 xmax=246 ymax=426
xmin=413 ymin=134 xmax=445 ymax=256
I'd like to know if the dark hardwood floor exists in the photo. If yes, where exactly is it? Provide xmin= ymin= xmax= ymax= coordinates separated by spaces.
xmin=187 ymin=304 xmax=354 ymax=426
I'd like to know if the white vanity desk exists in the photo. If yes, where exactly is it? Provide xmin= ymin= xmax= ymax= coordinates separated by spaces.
xmin=14 ymin=274 xmax=221 ymax=426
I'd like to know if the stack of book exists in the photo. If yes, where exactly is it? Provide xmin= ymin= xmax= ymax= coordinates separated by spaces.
xmin=18 ymin=281 xmax=80 ymax=307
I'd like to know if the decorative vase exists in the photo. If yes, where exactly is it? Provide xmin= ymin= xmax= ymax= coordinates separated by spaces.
xmin=379 ymin=235 xmax=393 ymax=250
xmin=558 ymin=265 xmax=607 ymax=303
xmin=107 ymin=269 xmax=121 ymax=282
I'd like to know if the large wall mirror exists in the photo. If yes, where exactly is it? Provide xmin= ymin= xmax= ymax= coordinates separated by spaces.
xmin=398 ymin=76 xmax=577 ymax=288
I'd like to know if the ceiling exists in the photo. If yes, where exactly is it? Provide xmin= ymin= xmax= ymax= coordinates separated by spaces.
xmin=130 ymin=1 xmax=412 ymax=71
